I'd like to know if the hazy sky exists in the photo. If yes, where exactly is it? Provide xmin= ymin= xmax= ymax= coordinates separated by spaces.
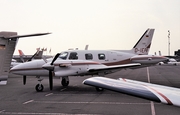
xmin=1 ymin=0 xmax=180 ymax=55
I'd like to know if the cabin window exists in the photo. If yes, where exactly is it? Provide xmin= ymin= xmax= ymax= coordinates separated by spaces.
xmin=85 ymin=53 xmax=93 ymax=60
xmin=59 ymin=52 xmax=68 ymax=60
xmin=98 ymin=53 xmax=105 ymax=60
xmin=69 ymin=52 xmax=78 ymax=60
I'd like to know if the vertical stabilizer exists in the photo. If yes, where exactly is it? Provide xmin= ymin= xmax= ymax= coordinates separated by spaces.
xmin=131 ymin=29 xmax=155 ymax=55
xmin=18 ymin=49 xmax=25 ymax=62
xmin=18 ymin=50 xmax=25 ymax=56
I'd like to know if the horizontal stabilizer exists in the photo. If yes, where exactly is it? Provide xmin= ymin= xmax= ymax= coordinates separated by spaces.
xmin=0 ymin=31 xmax=50 ymax=85
xmin=3 ymin=32 xmax=51 ymax=39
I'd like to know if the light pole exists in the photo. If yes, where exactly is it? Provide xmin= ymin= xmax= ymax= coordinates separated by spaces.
xmin=168 ymin=30 xmax=170 ymax=56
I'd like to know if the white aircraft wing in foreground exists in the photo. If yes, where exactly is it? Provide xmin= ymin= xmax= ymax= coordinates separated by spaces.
xmin=83 ymin=77 xmax=180 ymax=107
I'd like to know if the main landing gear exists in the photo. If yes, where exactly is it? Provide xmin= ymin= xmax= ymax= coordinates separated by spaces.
xmin=35 ymin=76 xmax=70 ymax=92
xmin=61 ymin=76 xmax=69 ymax=87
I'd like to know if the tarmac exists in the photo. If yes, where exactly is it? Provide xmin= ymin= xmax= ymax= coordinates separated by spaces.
xmin=0 ymin=65 xmax=180 ymax=115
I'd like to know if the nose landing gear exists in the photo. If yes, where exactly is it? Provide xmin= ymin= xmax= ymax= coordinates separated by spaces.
xmin=35 ymin=77 xmax=44 ymax=92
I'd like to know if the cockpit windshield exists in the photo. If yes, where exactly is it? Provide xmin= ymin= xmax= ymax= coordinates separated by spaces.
xmin=59 ymin=52 xmax=68 ymax=60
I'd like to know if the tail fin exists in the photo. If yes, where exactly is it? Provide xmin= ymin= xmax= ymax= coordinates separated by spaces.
xmin=33 ymin=50 xmax=43 ymax=59
xmin=0 ymin=32 xmax=50 ymax=85
xmin=18 ymin=49 xmax=25 ymax=62
xmin=28 ymin=49 xmax=43 ymax=61
xmin=131 ymin=29 xmax=155 ymax=55
xmin=18 ymin=50 xmax=25 ymax=56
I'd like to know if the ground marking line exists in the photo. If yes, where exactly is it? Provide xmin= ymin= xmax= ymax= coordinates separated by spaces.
xmin=0 ymin=112 xmax=100 ymax=115
xmin=0 ymin=110 xmax=5 ymax=113
xmin=151 ymin=101 xmax=156 ymax=115
xmin=23 ymin=99 xmax=34 ymax=104
xmin=147 ymin=67 xmax=156 ymax=115
xmin=60 ymin=88 xmax=66 ymax=91
xmin=32 ymin=101 xmax=155 ymax=105
xmin=45 ymin=93 xmax=53 ymax=97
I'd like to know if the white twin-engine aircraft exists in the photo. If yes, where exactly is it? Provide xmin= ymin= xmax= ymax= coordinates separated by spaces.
xmin=10 ymin=28 xmax=168 ymax=92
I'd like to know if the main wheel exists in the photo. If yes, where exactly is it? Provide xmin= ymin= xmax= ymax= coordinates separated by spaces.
xmin=35 ymin=84 xmax=44 ymax=92
xmin=61 ymin=79 xmax=69 ymax=87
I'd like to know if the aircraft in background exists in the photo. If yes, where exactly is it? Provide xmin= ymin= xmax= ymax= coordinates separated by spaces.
xmin=158 ymin=58 xmax=180 ymax=66
xmin=0 ymin=31 xmax=50 ymax=85
xmin=13 ymin=49 xmax=52 ymax=63
xmin=10 ymin=59 xmax=22 ymax=68
xmin=155 ymin=51 xmax=180 ymax=66
xmin=83 ymin=77 xmax=180 ymax=107
xmin=10 ymin=28 xmax=168 ymax=92
xmin=10 ymin=49 xmax=50 ymax=68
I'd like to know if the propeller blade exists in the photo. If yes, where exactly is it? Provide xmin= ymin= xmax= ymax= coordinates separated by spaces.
xmin=23 ymin=75 xmax=26 ymax=85
xmin=50 ymin=53 xmax=60 ymax=65
xmin=27 ymin=50 xmax=39 ymax=62
xmin=49 ymin=70 xmax=53 ymax=90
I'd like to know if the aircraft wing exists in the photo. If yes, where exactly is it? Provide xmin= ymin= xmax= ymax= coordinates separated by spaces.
xmin=83 ymin=77 xmax=180 ymax=107
xmin=88 ymin=63 xmax=141 ymax=72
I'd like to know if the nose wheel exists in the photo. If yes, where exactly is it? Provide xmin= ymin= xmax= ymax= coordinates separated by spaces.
xmin=35 ymin=84 xmax=44 ymax=92
xmin=35 ymin=76 xmax=44 ymax=92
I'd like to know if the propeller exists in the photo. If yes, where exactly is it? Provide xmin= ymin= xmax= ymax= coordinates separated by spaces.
xmin=27 ymin=49 xmax=40 ymax=61
xmin=49 ymin=70 xmax=53 ymax=90
xmin=50 ymin=53 xmax=60 ymax=65
xmin=23 ymin=75 xmax=26 ymax=85
xmin=42 ymin=53 xmax=60 ymax=90
xmin=19 ymin=49 xmax=40 ymax=85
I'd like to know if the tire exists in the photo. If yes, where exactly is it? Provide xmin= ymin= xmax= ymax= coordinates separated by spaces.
xmin=61 ymin=79 xmax=69 ymax=87
xmin=35 ymin=84 xmax=44 ymax=92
